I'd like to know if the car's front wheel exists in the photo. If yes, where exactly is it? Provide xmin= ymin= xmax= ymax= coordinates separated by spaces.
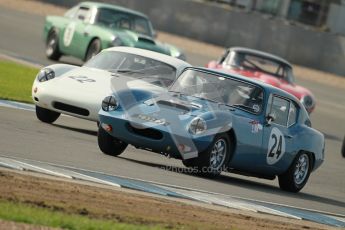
xmin=98 ymin=125 xmax=127 ymax=156
xmin=46 ymin=30 xmax=62 ymax=61
xmin=184 ymin=133 xmax=231 ymax=177
xmin=35 ymin=106 xmax=60 ymax=123
xmin=85 ymin=39 xmax=101 ymax=62
xmin=278 ymin=152 xmax=311 ymax=192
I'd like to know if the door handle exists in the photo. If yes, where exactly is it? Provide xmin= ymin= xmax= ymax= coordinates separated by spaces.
xmin=284 ymin=135 xmax=293 ymax=139
xmin=84 ymin=31 xmax=89 ymax=36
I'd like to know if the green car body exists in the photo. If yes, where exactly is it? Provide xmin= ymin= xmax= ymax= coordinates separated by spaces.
xmin=43 ymin=1 xmax=185 ymax=62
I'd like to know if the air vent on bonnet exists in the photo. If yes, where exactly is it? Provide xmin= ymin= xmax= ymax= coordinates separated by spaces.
xmin=156 ymin=100 xmax=190 ymax=112
xmin=138 ymin=37 xmax=156 ymax=44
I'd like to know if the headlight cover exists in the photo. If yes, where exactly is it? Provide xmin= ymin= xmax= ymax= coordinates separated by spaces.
xmin=37 ymin=68 xmax=55 ymax=82
xmin=188 ymin=117 xmax=207 ymax=135
xmin=301 ymin=95 xmax=314 ymax=110
xmin=102 ymin=96 xmax=118 ymax=111
xmin=110 ymin=36 xmax=123 ymax=47
xmin=174 ymin=52 xmax=186 ymax=61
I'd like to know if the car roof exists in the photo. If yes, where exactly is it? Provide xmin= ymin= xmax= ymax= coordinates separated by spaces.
xmin=229 ymin=47 xmax=292 ymax=68
xmin=80 ymin=1 xmax=148 ymax=19
xmin=103 ymin=47 xmax=191 ymax=69
xmin=192 ymin=67 xmax=299 ymax=102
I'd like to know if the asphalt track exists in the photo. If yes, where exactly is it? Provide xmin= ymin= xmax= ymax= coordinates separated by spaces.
xmin=0 ymin=7 xmax=344 ymax=215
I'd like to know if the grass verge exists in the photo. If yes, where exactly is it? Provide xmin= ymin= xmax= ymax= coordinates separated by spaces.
xmin=0 ymin=60 xmax=38 ymax=103
xmin=0 ymin=199 xmax=161 ymax=230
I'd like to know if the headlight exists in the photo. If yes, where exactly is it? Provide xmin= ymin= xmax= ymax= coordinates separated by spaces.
xmin=102 ymin=96 xmax=118 ymax=111
xmin=110 ymin=36 xmax=123 ymax=47
xmin=37 ymin=68 xmax=55 ymax=82
xmin=188 ymin=117 xmax=207 ymax=135
xmin=174 ymin=52 xmax=186 ymax=61
xmin=301 ymin=95 xmax=314 ymax=110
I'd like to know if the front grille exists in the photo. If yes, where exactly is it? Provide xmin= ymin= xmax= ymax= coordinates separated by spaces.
xmin=53 ymin=102 xmax=89 ymax=116
xmin=126 ymin=123 xmax=163 ymax=140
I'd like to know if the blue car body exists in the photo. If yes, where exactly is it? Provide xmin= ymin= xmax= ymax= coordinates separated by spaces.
xmin=99 ymin=67 xmax=324 ymax=179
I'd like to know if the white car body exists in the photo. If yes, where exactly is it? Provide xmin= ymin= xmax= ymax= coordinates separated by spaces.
xmin=32 ymin=47 xmax=191 ymax=121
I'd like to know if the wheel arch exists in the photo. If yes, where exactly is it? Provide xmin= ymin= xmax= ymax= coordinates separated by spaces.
xmin=84 ymin=37 xmax=102 ymax=61
xmin=225 ymin=128 xmax=237 ymax=164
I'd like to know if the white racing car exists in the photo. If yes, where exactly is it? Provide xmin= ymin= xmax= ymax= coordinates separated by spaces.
xmin=32 ymin=47 xmax=191 ymax=123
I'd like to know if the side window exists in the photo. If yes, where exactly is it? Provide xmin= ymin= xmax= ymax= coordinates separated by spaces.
xmin=271 ymin=96 xmax=289 ymax=126
xmin=288 ymin=102 xmax=298 ymax=127
xmin=75 ymin=7 xmax=90 ymax=22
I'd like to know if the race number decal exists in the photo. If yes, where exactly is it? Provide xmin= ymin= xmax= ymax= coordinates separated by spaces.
xmin=69 ymin=76 xmax=96 ymax=83
xmin=266 ymin=127 xmax=286 ymax=165
xmin=63 ymin=22 xmax=76 ymax=47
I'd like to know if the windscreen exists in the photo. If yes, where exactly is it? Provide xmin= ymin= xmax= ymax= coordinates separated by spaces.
xmin=170 ymin=69 xmax=264 ymax=113
xmin=225 ymin=51 xmax=295 ymax=83
xmin=95 ymin=8 xmax=152 ymax=36
xmin=84 ymin=51 xmax=177 ymax=88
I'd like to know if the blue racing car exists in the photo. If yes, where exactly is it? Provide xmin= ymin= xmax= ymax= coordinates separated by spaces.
xmin=98 ymin=67 xmax=324 ymax=192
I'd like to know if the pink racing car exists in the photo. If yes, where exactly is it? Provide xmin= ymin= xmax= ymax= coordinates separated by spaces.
xmin=207 ymin=47 xmax=315 ymax=113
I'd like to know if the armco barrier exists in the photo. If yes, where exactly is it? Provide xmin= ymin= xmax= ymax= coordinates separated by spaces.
xmin=40 ymin=0 xmax=345 ymax=76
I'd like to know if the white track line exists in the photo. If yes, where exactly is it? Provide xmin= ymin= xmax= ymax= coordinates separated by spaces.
xmin=65 ymin=170 xmax=121 ymax=188
xmin=0 ymin=157 xmax=121 ymax=187
xmin=10 ymin=160 xmax=73 ymax=179
xmin=0 ymin=53 xmax=43 ymax=68
xmin=0 ymin=100 xmax=35 ymax=111
xmin=0 ymin=161 xmax=24 ymax=170
xmin=1 ymin=154 xmax=344 ymax=219
xmin=161 ymin=186 xmax=301 ymax=219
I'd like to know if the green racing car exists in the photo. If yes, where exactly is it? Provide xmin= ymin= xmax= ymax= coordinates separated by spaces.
xmin=44 ymin=1 xmax=185 ymax=62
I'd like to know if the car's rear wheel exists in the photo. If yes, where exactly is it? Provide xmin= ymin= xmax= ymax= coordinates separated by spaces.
xmin=35 ymin=105 xmax=60 ymax=123
xmin=98 ymin=125 xmax=127 ymax=157
xmin=278 ymin=152 xmax=311 ymax=192
xmin=46 ymin=30 xmax=62 ymax=61
xmin=85 ymin=39 xmax=101 ymax=62
xmin=184 ymin=133 xmax=231 ymax=177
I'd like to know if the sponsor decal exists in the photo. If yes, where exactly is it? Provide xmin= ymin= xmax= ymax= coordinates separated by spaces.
xmin=249 ymin=120 xmax=262 ymax=133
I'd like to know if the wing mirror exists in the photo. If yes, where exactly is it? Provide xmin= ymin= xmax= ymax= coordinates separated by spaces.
xmin=265 ymin=113 xmax=276 ymax=126
xmin=152 ymin=31 xmax=158 ymax=39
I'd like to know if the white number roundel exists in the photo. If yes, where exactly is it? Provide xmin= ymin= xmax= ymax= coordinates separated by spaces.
xmin=266 ymin=127 xmax=286 ymax=165
xmin=63 ymin=22 xmax=76 ymax=47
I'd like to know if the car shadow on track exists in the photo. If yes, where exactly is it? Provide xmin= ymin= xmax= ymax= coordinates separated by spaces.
xmin=120 ymin=157 xmax=345 ymax=209
xmin=52 ymin=124 xmax=97 ymax=136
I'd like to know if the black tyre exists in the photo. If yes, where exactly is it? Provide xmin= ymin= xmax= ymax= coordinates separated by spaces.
xmin=341 ymin=136 xmax=345 ymax=157
xmin=98 ymin=125 xmax=127 ymax=156
xmin=182 ymin=158 xmax=198 ymax=168
xmin=46 ymin=30 xmax=62 ymax=61
xmin=278 ymin=152 xmax=311 ymax=192
xmin=186 ymin=133 xmax=232 ymax=177
xmin=85 ymin=39 xmax=101 ymax=62
xmin=35 ymin=105 xmax=60 ymax=123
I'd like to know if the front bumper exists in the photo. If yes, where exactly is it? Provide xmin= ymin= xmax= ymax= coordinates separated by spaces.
xmin=99 ymin=111 xmax=214 ymax=160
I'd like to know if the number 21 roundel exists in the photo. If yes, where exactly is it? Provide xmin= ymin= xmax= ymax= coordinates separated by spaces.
xmin=266 ymin=127 xmax=286 ymax=165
